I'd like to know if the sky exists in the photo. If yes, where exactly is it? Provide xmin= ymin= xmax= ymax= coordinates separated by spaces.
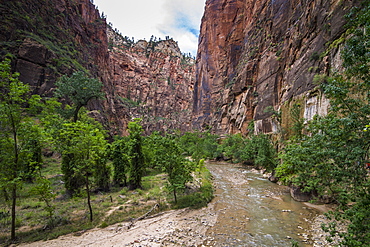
xmin=93 ymin=0 xmax=206 ymax=57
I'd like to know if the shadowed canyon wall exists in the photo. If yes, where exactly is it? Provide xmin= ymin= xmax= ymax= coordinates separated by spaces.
xmin=0 ymin=0 xmax=195 ymax=136
xmin=194 ymin=0 xmax=357 ymax=136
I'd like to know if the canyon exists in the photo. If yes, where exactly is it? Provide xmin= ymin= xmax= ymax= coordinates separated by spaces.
xmin=0 ymin=0 xmax=358 ymax=136
xmin=0 ymin=0 xmax=194 ymax=136
xmin=194 ymin=0 xmax=355 ymax=136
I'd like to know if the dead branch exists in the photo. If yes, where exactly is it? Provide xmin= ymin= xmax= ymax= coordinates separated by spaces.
xmin=127 ymin=204 xmax=159 ymax=229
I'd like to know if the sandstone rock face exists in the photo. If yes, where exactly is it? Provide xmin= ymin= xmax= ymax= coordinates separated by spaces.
xmin=105 ymin=27 xmax=195 ymax=135
xmin=194 ymin=0 xmax=357 ymax=136
xmin=0 ymin=0 xmax=195 ymax=136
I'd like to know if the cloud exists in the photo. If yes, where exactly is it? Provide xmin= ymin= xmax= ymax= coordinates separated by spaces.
xmin=159 ymin=0 xmax=205 ymax=55
xmin=93 ymin=0 xmax=205 ymax=56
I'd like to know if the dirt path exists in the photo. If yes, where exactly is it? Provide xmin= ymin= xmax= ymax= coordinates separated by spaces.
xmin=18 ymin=205 xmax=218 ymax=247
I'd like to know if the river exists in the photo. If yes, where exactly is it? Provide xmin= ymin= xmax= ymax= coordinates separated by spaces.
xmin=19 ymin=161 xmax=323 ymax=247
xmin=204 ymin=161 xmax=319 ymax=247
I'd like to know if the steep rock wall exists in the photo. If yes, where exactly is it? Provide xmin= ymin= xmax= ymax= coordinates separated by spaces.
xmin=105 ymin=27 xmax=195 ymax=134
xmin=194 ymin=0 xmax=356 ymax=136
xmin=0 ymin=0 xmax=195 ymax=136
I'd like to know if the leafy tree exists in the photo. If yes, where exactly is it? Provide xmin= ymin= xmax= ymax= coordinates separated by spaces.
xmin=148 ymin=132 xmax=194 ymax=203
xmin=178 ymin=131 xmax=220 ymax=163
xmin=250 ymin=134 xmax=277 ymax=172
xmin=0 ymin=57 xmax=42 ymax=240
xmin=127 ymin=118 xmax=145 ymax=190
xmin=54 ymin=71 xmax=105 ymax=122
xmin=53 ymin=71 xmax=105 ymax=195
xmin=219 ymin=133 xmax=277 ymax=171
xmin=55 ymin=120 xmax=108 ymax=221
xmin=30 ymin=177 xmax=56 ymax=219
xmin=110 ymin=136 xmax=130 ymax=187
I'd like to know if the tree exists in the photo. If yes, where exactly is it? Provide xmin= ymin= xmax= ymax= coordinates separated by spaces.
xmin=110 ymin=136 xmax=130 ymax=187
xmin=54 ymin=71 xmax=105 ymax=122
xmin=55 ymin=120 xmax=108 ymax=221
xmin=148 ymin=132 xmax=194 ymax=203
xmin=178 ymin=131 xmax=220 ymax=164
xmin=0 ymin=57 xmax=42 ymax=240
xmin=53 ymin=71 xmax=105 ymax=196
xmin=127 ymin=118 xmax=145 ymax=190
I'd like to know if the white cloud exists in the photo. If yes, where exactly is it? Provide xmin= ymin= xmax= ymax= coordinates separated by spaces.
xmin=93 ymin=0 xmax=205 ymax=56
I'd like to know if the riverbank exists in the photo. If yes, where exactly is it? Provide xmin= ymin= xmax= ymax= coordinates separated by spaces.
xmin=18 ymin=205 xmax=217 ymax=247
xmin=16 ymin=162 xmax=341 ymax=246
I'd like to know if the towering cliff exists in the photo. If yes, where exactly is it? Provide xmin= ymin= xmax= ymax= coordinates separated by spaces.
xmin=194 ymin=0 xmax=357 ymax=136
xmin=105 ymin=27 xmax=195 ymax=135
xmin=0 ymin=0 xmax=195 ymax=136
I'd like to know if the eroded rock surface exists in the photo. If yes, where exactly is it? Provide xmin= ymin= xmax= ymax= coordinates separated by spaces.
xmin=194 ymin=0 xmax=356 ymax=135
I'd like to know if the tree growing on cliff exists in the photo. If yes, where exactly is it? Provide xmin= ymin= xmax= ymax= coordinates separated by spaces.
xmin=54 ymin=71 xmax=105 ymax=122
xmin=0 ymin=57 xmax=43 ymax=240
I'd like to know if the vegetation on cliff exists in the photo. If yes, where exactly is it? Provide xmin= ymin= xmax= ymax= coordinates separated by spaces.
xmin=276 ymin=2 xmax=370 ymax=245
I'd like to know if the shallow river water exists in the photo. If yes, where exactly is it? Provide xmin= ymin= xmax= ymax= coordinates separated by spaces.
xmin=204 ymin=162 xmax=319 ymax=247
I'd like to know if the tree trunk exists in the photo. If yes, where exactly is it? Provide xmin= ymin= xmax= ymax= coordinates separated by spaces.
xmin=73 ymin=104 xmax=82 ymax=122
xmin=11 ymin=184 xmax=16 ymax=241
xmin=173 ymin=187 xmax=177 ymax=204
xmin=85 ymin=174 xmax=93 ymax=222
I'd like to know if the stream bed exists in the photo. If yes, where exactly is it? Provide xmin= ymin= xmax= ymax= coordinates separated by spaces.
xmin=204 ymin=161 xmax=319 ymax=247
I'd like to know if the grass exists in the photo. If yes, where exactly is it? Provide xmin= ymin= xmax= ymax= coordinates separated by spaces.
xmin=0 ymin=156 xmax=213 ymax=246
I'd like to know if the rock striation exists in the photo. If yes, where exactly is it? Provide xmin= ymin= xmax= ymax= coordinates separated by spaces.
xmin=194 ymin=0 xmax=357 ymax=136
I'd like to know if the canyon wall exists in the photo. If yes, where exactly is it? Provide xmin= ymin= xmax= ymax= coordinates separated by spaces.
xmin=0 ymin=0 xmax=195 ymax=136
xmin=194 ymin=0 xmax=356 ymax=136
xmin=105 ymin=27 xmax=195 ymax=134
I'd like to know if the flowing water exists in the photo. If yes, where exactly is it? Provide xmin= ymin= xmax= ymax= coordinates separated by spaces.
xmin=204 ymin=162 xmax=318 ymax=247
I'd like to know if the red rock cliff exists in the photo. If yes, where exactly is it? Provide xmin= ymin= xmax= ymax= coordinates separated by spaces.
xmin=194 ymin=0 xmax=357 ymax=135
xmin=0 ymin=0 xmax=195 ymax=136
xmin=105 ymin=27 xmax=195 ymax=135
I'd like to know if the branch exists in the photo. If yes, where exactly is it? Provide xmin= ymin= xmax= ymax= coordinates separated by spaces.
xmin=127 ymin=203 xmax=159 ymax=229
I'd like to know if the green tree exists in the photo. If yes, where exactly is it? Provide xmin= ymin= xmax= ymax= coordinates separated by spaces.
xmin=148 ymin=132 xmax=194 ymax=203
xmin=110 ymin=136 xmax=130 ymax=187
xmin=127 ymin=118 xmax=145 ymax=190
xmin=219 ymin=133 xmax=246 ymax=163
xmin=55 ymin=120 xmax=108 ymax=221
xmin=30 ymin=177 xmax=56 ymax=219
xmin=178 ymin=131 xmax=220 ymax=164
xmin=53 ymin=71 xmax=105 ymax=195
xmin=0 ymin=57 xmax=42 ymax=240
xmin=54 ymin=71 xmax=105 ymax=122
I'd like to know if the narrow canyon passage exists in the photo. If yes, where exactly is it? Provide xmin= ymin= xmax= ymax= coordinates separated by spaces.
xmin=204 ymin=162 xmax=318 ymax=246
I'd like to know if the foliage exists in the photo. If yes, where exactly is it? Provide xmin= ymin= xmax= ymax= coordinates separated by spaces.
xmin=54 ymin=71 xmax=105 ymax=122
xmin=175 ymin=160 xmax=214 ymax=209
xmin=177 ymin=131 xmax=220 ymax=163
xmin=30 ymin=177 xmax=56 ymax=218
xmin=219 ymin=133 xmax=277 ymax=171
xmin=0 ymin=57 xmax=43 ymax=240
xmin=110 ymin=136 xmax=131 ymax=186
xmin=127 ymin=118 xmax=146 ymax=190
xmin=147 ymin=132 xmax=195 ymax=203
xmin=54 ymin=119 xmax=108 ymax=221
xmin=277 ymin=2 xmax=370 ymax=245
